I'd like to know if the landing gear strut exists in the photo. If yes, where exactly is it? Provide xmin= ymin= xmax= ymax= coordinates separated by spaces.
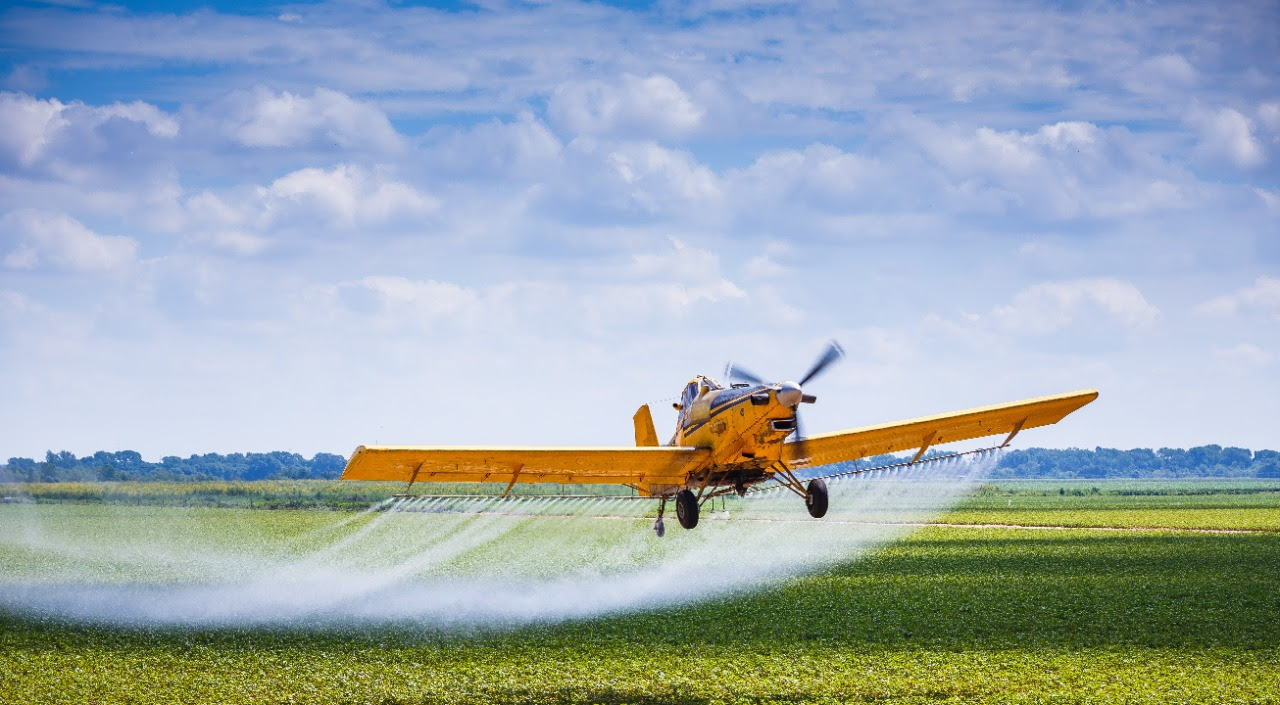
xmin=675 ymin=489 xmax=699 ymax=529
xmin=805 ymin=478 xmax=829 ymax=518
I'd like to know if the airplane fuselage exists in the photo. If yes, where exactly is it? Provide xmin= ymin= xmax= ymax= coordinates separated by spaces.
xmin=666 ymin=376 xmax=800 ymax=492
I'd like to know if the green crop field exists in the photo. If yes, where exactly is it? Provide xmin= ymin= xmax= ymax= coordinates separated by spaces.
xmin=1 ymin=480 xmax=1278 ymax=704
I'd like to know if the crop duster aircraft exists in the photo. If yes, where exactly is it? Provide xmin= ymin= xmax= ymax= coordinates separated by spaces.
xmin=342 ymin=342 xmax=1097 ymax=536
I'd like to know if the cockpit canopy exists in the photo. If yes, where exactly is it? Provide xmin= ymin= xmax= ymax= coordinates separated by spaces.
xmin=680 ymin=376 xmax=723 ymax=409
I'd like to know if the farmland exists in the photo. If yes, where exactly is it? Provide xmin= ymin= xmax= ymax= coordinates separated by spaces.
xmin=1 ymin=480 xmax=1278 ymax=703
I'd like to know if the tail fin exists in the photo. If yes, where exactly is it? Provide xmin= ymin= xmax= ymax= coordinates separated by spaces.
xmin=633 ymin=404 xmax=660 ymax=447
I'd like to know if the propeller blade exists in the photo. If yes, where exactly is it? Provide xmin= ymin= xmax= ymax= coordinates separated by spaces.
xmin=798 ymin=340 xmax=845 ymax=387
xmin=724 ymin=362 xmax=766 ymax=385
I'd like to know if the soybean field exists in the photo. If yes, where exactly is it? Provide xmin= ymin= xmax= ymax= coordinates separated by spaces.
xmin=1 ymin=477 xmax=1277 ymax=703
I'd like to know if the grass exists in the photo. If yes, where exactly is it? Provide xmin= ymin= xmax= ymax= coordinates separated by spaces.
xmin=1 ymin=481 xmax=1278 ymax=703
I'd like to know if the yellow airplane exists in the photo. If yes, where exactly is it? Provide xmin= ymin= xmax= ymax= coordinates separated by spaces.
xmin=341 ymin=342 xmax=1097 ymax=536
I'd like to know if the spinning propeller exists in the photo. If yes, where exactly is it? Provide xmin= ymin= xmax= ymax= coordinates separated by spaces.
xmin=724 ymin=340 xmax=845 ymax=457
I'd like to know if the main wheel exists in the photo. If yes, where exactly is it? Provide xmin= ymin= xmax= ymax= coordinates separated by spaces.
xmin=675 ymin=489 xmax=699 ymax=529
xmin=805 ymin=478 xmax=829 ymax=518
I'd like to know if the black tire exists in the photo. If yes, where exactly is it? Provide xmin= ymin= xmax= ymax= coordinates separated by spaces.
xmin=654 ymin=517 xmax=666 ymax=538
xmin=675 ymin=489 xmax=699 ymax=529
xmin=806 ymin=478 xmax=829 ymax=518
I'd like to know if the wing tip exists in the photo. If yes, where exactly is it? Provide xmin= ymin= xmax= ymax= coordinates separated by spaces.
xmin=1068 ymin=388 xmax=1100 ymax=406
xmin=339 ymin=445 xmax=369 ymax=480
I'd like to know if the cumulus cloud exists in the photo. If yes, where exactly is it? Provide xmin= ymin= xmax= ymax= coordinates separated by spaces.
xmin=716 ymin=117 xmax=1205 ymax=235
xmin=992 ymin=278 xmax=1160 ymax=335
xmin=549 ymin=74 xmax=704 ymax=139
xmin=593 ymin=238 xmax=746 ymax=319
xmin=1 ymin=210 xmax=139 ymax=272
xmin=0 ymin=91 xmax=179 ymax=169
xmin=211 ymin=87 xmax=401 ymax=152
xmin=1194 ymin=277 xmax=1280 ymax=321
xmin=604 ymin=142 xmax=718 ymax=202
xmin=427 ymin=112 xmax=562 ymax=179
xmin=304 ymin=238 xmax=751 ymax=348
xmin=545 ymin=138 xmax=721 ymax=220
xmin=908 ymin=119 xmax=1195 ymax=219
xmin=917 ymin=277 xmax=1163 ymax=363
xmin=0 ymin=92 xmax=68 ymax=166
xmin=727 ymin=144 xmax=904 ymax=221
xmin=171 ymin=165 xmax=440 ymax=254
xmin=1192 ymin=107 xmax=1266 ymax=169
xmin=257 ymin=164 xmax=438 ymax=228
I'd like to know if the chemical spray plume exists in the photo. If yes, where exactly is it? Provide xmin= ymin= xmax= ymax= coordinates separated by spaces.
xmin=0 ymin=451 xmax=1000 ymax=628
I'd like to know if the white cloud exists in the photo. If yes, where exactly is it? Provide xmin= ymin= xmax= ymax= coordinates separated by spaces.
xmin=257 ymin=164 xmax=438 ymax=228
xmin=0 ymin=92 xmax=178 ymax=169
xmin=549 ymin=74 xmax=704 ymax=139
xmin=200 ymin=230 xmax=271 ymax=257
xmin=343 ymin=275 xmax=480 ymax=325
xmin=171 ymin=165 xmax=441 ymax=256
xmin=575 ymin=238 xmax=748 ymax=324
xmin=595 ymin=279 xmax=746 ymax=320
xmin=606 ymin=142 xmax=718 ymax=201
xmin=992 ymin=278 xmax=1160 ymax=336
xmin=178 ymin=192 xmax=270 ymax=255
xmin=721 ymin=119 xmax=1200 ymax=230
xmin=427 ymin=112 xmax=562 ymax=179
xmin=1194 ymin=277 xmax=1280 ymax=321
xmin=1213 ymin=343 xmax=1274 ymax=369
xmin=912 ymin=120 xmax=1194 ymax=219
xmin=183 ymin=191 xmax=246 ymax=229
xmin=0 ymin=92 xmax=69 ymax=166
xmin=723 ymin=142 xmax=963 ymax=234
xmin=627 ymin=237 xmax=720 ymax=280
xmin=1192 ymin=107 xmax=1265 ymax=169
xmin=1 ymin=210 xmax=138 ymax=272
xmin=216 ymin=87 xmax=401 ymax=151
xmin=550 ymin=138 xmax=721 ymax=219
xmin=95 ymin=100 xmax=180 ymax=138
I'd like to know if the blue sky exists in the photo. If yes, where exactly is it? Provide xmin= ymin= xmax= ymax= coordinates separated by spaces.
xmin=1 ymin=0 xmax=1277 ymax=461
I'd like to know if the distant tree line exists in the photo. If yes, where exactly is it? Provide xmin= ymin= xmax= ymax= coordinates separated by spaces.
xmin=991 ymin=445 xmax=1280 ymax=479
xmin=0 ymin=450 xmax=347 ymax=483
xmin=1 ymin=445 xmax=1278 ymax=483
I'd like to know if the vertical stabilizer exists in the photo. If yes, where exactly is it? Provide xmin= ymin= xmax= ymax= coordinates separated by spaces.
xmin=633 ymin=404 xmax=660 ymax=447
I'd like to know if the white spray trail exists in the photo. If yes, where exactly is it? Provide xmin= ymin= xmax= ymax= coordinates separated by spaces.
xmin=0 ymin=451 xmax=999 ymax=628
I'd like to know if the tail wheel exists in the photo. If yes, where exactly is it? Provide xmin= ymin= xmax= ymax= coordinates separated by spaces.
xmin=675 ymin=489 xmax=699 ymax=529
xmin=805 ymin=478 xmax=829 ymax=518
xmin=654 ymin=517 xmax=666 ymax=537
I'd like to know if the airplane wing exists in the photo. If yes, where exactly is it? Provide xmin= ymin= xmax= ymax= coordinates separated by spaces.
xmin=341 ymin=445 xmax=711 ymax=490
xmin=783 ymin=389 xmax=1098 ymax=468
